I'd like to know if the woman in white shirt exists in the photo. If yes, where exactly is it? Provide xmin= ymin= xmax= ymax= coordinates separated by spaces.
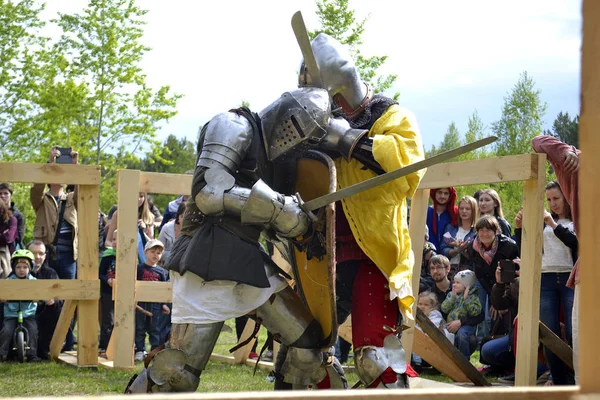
xmin=158 ymin=203 xmax=186 ymax=263
xmin=514 ymin=181 xmax=577 ymax=385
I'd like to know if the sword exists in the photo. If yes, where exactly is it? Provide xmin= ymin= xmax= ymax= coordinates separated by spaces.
xmin=300 ymin=136 xmax=497 ymax=212
xmin=291 ymin=11 xmax=322 ymax=87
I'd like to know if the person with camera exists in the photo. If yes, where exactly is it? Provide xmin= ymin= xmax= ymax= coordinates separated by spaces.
xmin=30 ymin=146 xmax=79 ymax=351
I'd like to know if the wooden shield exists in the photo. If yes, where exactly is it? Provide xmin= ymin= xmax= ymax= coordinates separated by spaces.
xmin=291 ymin=150 xmax=337 ymax=348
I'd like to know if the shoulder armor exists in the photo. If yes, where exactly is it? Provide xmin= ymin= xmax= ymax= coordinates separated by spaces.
xmin=198 ymin=112 xmax=254 ymax=173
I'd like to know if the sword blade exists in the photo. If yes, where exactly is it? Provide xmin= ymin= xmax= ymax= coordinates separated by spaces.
xmin=291 ymin=11 xmax=322 ymax=87
xmin=302 ymin=136 xmax=497 ymax=212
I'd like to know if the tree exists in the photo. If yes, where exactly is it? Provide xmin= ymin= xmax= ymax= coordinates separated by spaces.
xmin=491 ymin=72 xmax=547 ymax=223
xmin=544 ymin=111 xmax=578 ymax=148
xmin=309 ymin=0 xmax=398 ymax=97
xmin=0 ymin=0 xmax=48 ymax=155
xmin=492 ymin=72 xmax=547 ymax=156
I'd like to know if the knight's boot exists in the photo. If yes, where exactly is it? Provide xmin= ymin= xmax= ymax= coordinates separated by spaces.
xmin=257 ymin=286 xmax=348 ymax=389
xmin=125 ymin=322 xmax=223 ymax=393
xmin=354 ymin=334 xmax=410 ymax=389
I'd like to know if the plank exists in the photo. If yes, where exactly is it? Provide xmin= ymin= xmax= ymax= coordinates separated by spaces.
xmin=418 ymin=154 xmax=539 ymax=189
xmin=233 ymin=319 xmax=258 ymax=364
xmin=139 ymin=171 xmax=192 ymax=195
xmin=49 ymin=300 xmax=77 ymax=360
xmin=538 ymin=321 xmax=573 ymax=371
xmin=135 ymin=281 xmax=173 ymax=302
xmin=0 ymin=162 xmax=101 ymax=185
xmin=579 ymin=0 xmax=600 ymax=394
xmin=113 ymin=169 xmax=141 ymax=369
xmin=402 ymin=188 xmax=430 ymax=356
xmin=416 ymin=308 xmax=490 ymax=386
xmin=412 ymin=328 xmax=470 ymax=382
xmin=0 ymin=280 xmax=99 ymax=300
xmin=0 ymin=386 xmax=577 ymax=400
xmin=514 ymin=155 xmax=546 ymax=387
xmin=76 ymin=184 xmax=100 ymax=366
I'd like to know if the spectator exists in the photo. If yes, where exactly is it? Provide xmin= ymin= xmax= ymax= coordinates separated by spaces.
xmin=477 ymin=189 xmax=512 ymax=237
xmin=441 ymin=195 xmax=478 ymax=279
xmin=98 ymin=211 xmax=108 ymax=255
xmin=28 ymin=240 xmax=62 ymax=360
xmin=531 ymin=135 xmax=580 ymax=384
xmin=105 ymin=192 xmax=155 ymax=251
xmin=426 ymin=187 xmax=458 ymax=251
xmin=0 ymin=201 xmax=17 ymax=278
xmin=513 ymin=181 xmax=577 ymax=385
xmin=419 ymin=242 xmax=437 ymax=294
xmin=0 ymin=250 xmax=39 ymax=362
xmin=30 ymin=147 xmax=79 ymax=352
xmin=98 ymin=234 xmax=117 ymax=354
xmin=0 ymin=183 xmax=25 ymax=250
xmin=158 ymin=202 xmax=185 ymax=263
xmin=427 ymin=254 xmax=453 ymax=305
xmin=412 ymin=291 xmax=454 ymax=372
xmin=158 ymin=195 xmax=189 ymax=232
xmin=134 ymin=239 xmax=170 ymax=362
xmin=441 ymin=270 xmax=482 ymax=357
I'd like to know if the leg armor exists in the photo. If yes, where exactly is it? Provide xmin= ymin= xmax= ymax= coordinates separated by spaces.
xmin=125 ymin=322 xmax=223 ymax=393
xmin=257 ymin=286 xmax=347 ymax=389
xmin=351 ymin=262 xmax=410 ymax=388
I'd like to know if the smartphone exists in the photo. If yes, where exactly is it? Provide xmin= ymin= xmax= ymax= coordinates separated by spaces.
xmin=56 ymin=147 xmax=73 ymax=164
xmin=499 ymin=259 xmax=516 ymax=283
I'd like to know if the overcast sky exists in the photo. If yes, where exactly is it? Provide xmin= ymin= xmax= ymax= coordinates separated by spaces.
xmin=42 ymin=0 xmax=582 ymax=151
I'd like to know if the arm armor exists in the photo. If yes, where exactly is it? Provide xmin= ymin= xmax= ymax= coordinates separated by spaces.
xmin=195 ymin=169 xmax=309 ymax=238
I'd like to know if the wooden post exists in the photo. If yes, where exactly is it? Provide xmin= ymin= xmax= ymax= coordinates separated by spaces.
xmin=233 ymin=319 xmax=258 ymax=364
xmin=538 ymin=322 xmax=573 ymax=371
xmin=113 ymin=170 xmax=140 ymax=369
xmin=402 ymin=188 xmax=430 ymax=356
xmin=76 ymin=184 xmax=100 ymax=366
xmin=514 ymin=154 xmax=546 ymax=387
xmin=49 ymin=300 xmax=77 ymax=360
xmin=579 ymin=0 xmax=600 ymax=393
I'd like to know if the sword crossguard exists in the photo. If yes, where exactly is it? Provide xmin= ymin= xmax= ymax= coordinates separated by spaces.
xmin=295 ymin=192 xmax=319 ymax=222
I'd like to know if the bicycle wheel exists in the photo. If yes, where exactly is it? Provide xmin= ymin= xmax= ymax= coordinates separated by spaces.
xmin=16 ymin=331 xmax=25 ymax=363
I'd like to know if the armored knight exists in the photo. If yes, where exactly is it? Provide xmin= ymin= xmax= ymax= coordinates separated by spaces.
xmin=298 ymin=33 xmax=426 ymax=388
xmin=125 ymin=30 xmax=424 ymax=393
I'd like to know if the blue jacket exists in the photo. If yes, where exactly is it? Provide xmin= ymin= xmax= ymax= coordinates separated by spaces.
xmin=4 ymin=274 xmax=37 ymax=319
xmin=426 ymin=206 xmax=452 ymax=251
xmin=440 ymin=224 xmax=476 ymax=267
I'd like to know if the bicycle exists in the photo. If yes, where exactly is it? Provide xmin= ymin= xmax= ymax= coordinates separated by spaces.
xmin=11 ymin=306 xmax=31 ymax=363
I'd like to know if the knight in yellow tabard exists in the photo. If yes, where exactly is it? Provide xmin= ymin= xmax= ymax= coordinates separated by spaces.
xmin=299 ymin=33 xmax=426 ymax=388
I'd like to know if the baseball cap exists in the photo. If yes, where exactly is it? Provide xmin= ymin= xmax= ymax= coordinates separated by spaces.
xmin=144 ymin=239 xmax=164 ymax=252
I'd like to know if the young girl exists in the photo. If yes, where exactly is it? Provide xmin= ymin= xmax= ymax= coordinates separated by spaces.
xmin=441 ymin=195 xmax=478 ymax=279
xmin=478 ymin=188 xmax=512 ymax=237
xmin=417 ymin=291 xmax=454 ymax=343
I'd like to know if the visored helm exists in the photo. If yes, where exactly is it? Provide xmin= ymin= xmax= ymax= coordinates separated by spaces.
xmin=298 ymin=33 xmax=373 ymax=120
xmin=11 ymin=249 xmax=35 ymax=270
xmin=259 ymin=87 xmax=331 ymax=163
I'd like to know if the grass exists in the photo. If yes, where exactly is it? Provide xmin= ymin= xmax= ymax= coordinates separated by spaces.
xmin=0 ymin=319 xmax=491 ymax=397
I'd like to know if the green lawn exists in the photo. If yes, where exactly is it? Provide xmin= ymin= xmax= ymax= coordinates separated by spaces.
xmin=0 ymin=319 xmax=486 ymax=397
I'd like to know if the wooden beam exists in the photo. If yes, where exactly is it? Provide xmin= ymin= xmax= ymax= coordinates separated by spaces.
xmin=76 ymin=184 xmax=100 ymax=367
xmin=579 ymin=0 xmax=600 ymax=394
xmin=0 ymin=162 xmax=100 ymax=185
xmin=538 ymin=321 xmax=573 ymax=371
xmin=418 ymin=154 xmax=539 ymax=189
xmin=412 ymin=328 xmax=470 ymax=382
xmin=139 ymin=171 xmax=192 ymax=195
xmin=0 ymin=280 xmax=99 ymax=300
xmin=402 ymin=188 xmax=430 ymax=356
xmin=135 ymin=281 xmax=173 ymax=302
xmin=49 ymin=300 xmax=77 ymax=360
xmin=113 ymin=169 xmax=141 ymax=369
xmin=514 ymin=155 xmax=546 ymax=387
xmin=1 ymin=387 xmax=577 ymax=400
xmin=416 ymin=308 xmax=490 ymax=386
xmin=233 ymin=319 xmax=258 ymax=364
